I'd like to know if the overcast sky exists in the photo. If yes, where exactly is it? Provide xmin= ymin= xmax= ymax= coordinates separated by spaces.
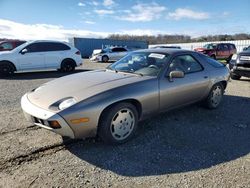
xmin=0 ymin=0 xmax=249 ymax=41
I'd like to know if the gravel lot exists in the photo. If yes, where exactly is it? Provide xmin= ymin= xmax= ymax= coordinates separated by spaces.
xmin=0 ymin=59 xmax=249 ymax=187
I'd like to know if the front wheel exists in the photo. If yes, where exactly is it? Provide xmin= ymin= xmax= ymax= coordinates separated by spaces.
xmin=204 ymin=83 xmax=224 ymax=109
xmin=98 ymin=103 xmax=138 ymax=144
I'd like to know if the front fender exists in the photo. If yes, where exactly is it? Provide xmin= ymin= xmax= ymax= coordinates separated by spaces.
xmin=59 ymin=78 xmax=159 ymax=138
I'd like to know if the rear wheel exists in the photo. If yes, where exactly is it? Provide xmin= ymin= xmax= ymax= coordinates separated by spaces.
xmin=230 ymin=73 xmax=241 ymax=80
xmin=60 ymin=60 xmax=75 ymax=72
xmin=0 ymin=62 xmax=15 ymax=77
xmin=98 ymin=102 xmax=138 ymax=144
xmin=102 ymin=56 xmax=109 ymax=63
xmin=204 ymin=83 xmax=224 ymax=109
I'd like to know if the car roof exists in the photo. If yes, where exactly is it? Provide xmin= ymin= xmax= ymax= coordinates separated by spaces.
xmin=135 ymin=48 xmax=193 ymax=55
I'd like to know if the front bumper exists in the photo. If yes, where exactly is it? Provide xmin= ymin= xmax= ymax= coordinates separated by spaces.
xmin=228 ymin=60 xmax=250 ymax=77
xmin=21 ymin=94 xmax=75 ymax=138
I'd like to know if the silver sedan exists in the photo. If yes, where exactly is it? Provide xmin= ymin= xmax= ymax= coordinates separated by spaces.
xmin=21 ymin=49 xmax=230 ymax=144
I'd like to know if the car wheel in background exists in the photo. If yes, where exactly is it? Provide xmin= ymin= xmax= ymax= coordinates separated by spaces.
xmin=230 ymin=73 xmax=241 ymax=80
xmin=98 ymin=102 xmax=138 ymax=144
xmin=60 ymin=59 xmax=76 ymax=72
xmin=0 ymin=62 xmax=15 ymax=77
xmin=204 ymin=83 xmax=224 ymax=109
xmin=102 ymin=55 xmax=109 ymax=63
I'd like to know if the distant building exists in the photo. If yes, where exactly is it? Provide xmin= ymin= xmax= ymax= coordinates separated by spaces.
xmin=69 ymin=37 xmax=148 ymax=58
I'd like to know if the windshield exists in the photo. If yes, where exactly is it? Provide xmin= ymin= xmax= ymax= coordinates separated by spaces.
xmin=107 ymin=52 xmax=169 ymax=76
xmin=204 ymin=44 xmax=216 ymax=49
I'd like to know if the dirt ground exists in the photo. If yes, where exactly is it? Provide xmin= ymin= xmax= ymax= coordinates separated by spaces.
xmin=0 ymin=60 xmax=249 ymax=187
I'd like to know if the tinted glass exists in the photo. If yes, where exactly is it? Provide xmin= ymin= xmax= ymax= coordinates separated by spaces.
xmin=25 ymin=42 xmax=70 ymax=52
xmin=112 ymin=48 xmax=126 ymax=52
xmin=217 ymin=44 xmax=223 ymax=50
xmin=169 ymin=55 xmax=203 ymax=74
xmin=0 ymin=42 xmax=13 ymax=50
xmin=25 ymin=43 xmax=41 ymax=52
xmin=223 ymin=44 xmax=229 ymax=50
xmin=229 ymin=44 xmax=236 ymax=50
xmin=46 ymin=42 xmax=70 ymax=51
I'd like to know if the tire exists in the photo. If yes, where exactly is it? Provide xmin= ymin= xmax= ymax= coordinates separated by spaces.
xmin=102 ymin=56 xmax=109 ymax=63
xmin=204 ymin=83 xmax=224 ymax=109
xmin=98 ymin=102 xmax=138 ymax=144
xmin=0 ymin=62 xmax=15 ymax=77
xmin=60 ymin=60 xmax=76 ymax=72
xmin=230 ymin=73 xmax=241 ymax=80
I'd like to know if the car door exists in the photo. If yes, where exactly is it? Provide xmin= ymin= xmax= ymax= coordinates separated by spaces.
xmin=159 ymin=54 xmax=210 ymax=111
xmin=17 ymin=43 xmax=45 ymax=70
xmin=44 ymin=42 xmax=70 ymax=68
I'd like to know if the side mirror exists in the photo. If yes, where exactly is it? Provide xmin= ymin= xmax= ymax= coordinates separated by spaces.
xmin=20 ymin=48 xmax=28 ymax=54
xmin=169 ymin=70 xmax=184 ymax=82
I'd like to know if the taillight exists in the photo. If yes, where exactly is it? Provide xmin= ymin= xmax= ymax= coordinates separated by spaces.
xmin=75 ymin=51 xmax=81 ymax=55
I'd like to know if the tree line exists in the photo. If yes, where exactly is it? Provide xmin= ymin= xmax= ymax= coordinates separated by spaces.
xmin=107 ymin=33 xmax=250 ymax=44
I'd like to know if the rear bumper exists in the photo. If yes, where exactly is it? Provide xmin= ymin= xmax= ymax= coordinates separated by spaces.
xmin=21 ymin=94 xmax=75 ymax=138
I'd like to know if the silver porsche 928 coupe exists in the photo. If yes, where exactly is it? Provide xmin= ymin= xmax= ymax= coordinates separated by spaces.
xmin=21 ymin=49 xmax=230 ymax=144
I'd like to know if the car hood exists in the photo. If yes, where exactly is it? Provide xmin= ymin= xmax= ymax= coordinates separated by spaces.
xmin=27 ymin=70 xmax=153 ymax=111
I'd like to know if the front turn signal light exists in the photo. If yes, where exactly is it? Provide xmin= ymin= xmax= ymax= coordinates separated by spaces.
xmin=49 ymin=121 xmax=61 ymax=129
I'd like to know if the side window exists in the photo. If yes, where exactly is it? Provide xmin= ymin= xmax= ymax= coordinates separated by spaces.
xmin=217 ymin=44 xmax=223 ymax=50
xmin=169 ymin=55 xmax=203 ymax=74
xmin=46 ymin=42 xmax=70 ymax=51
xmin=25 ymin=43 xmax=41 ymax=52
xmin=112 ymin=48 xmax=120 ymax=52
xmin=118 ymin=48 xmax=127 ymax=52
xmin=223 ymin=44 xmax=229 ymax=51
xmin=112 ymin=48 xmax=126 ymax=52
xmin=229 ymin=44 xmax=236 ymax=50
xmin=0 ymin=42 xmax=13 ymax=50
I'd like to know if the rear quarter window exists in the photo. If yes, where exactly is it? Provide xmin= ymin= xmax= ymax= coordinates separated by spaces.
xmin=200 ymin=54 xmax=224 ymax=67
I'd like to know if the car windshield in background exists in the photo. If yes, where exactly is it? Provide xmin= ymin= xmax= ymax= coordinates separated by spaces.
xmin=204 ymin=44 xmax=216 ymax=49
xmin=107 ymin=52 xmax=169 ymax=76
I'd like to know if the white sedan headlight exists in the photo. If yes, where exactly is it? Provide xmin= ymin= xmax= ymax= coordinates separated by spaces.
xmin=59 ymin=98 xmax=77 ymax=110
xmin=231 ymin=54 xmax=238 ymax=60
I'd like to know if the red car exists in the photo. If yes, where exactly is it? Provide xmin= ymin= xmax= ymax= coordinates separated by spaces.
xmin=194 ymin=43 xmax=237 ymax=63
xmin=0 ymin=40 xmax=26 ymax=51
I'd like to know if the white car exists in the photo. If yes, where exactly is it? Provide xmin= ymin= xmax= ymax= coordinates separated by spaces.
xmin=90 ymin=47 xmax=128 ymax=62
xmin=0 ymin=40 xmax=83 ymax=76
